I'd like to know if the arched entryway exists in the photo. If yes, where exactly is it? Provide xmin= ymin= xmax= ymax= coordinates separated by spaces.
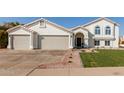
xmin=75 ymin=32 xmax=84 ymax=48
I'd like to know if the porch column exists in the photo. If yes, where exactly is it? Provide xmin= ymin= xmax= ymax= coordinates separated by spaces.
xmin=30 ymin=33 xmax=34 ymax=49
xmin=7 ymin=35 xmax=11 ymax=49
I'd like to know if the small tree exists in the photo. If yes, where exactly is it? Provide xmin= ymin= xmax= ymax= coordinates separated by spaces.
xmin=0 ymin=21 xmax=21 ymax=48
xmin=0 ymin=30 xmax=8 ymax=48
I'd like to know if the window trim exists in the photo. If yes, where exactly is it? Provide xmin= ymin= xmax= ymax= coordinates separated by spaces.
xmin=94 ymin=40 xmax=100 ymax=46
xmin=105 ymin=26 xmax=111 ymax=35
xmin=95 ymin=26 xmax=100 ymax=35
xmin=105 ymin=40 xmax=110 ymax=46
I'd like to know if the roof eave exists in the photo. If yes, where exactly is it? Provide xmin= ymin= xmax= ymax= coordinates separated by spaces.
xmin=7 ymin=25 xmax=22 ymax=33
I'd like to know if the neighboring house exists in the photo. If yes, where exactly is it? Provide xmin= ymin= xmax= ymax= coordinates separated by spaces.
xmin=119 ymin=36 xmax=124 ymax=47
xmin=7 ymin=17 xmax=119 ymax=50
xmin=119 ymin=36 xmax=124 ymax=44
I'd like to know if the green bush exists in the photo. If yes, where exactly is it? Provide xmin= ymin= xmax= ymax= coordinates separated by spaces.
xmin=0 ymin=22 xmax=21 ymax=49
xmin=0 ymin=30 xmax=8 ymax=48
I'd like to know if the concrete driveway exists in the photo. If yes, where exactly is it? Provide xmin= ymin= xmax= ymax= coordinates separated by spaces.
xmin=0 ymin=50 xmax=66 ymax=76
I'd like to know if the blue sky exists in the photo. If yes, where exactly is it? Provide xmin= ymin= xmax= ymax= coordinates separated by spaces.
xmin=0 ymin=17 xmax=123 ymax=36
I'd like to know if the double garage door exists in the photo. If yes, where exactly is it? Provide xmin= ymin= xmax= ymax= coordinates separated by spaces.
xmin=39 ymin=35 xmax=69 ymax=50
xmin=12 ymin=35 xmax=30 ymax=50
xmin=12 ymin=35 xmax=69 ymax=50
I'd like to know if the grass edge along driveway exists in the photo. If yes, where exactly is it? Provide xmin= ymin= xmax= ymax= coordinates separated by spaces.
xmin=80 ymin=49 xmax=124 ymax=67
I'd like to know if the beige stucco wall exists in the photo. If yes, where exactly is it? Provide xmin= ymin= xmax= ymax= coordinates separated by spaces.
xmin=33 ymin=33 xmax=38 ymax=49
xmin=113 ymin=26 xmax=119 ymax=48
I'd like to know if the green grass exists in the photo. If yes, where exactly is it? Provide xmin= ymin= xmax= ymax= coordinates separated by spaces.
xmin=80 ymin=50 xmax=124 ymax=67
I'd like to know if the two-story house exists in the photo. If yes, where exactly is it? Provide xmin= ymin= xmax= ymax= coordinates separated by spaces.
xmin=7 ymin=17 xmax=119 ymax=50
xmin=72 ymin=17 xmax=119 ymax=48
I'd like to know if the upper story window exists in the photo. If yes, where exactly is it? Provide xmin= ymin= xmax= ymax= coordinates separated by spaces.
xmin=40 ymin=19 xmax=46 ymax=28
xmin=105 ymin=26 xmax=111 ymax=35
xmin=95 ymin=26 xmax=100 ymax=35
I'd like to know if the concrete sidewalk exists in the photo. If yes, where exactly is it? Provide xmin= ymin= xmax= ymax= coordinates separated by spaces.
xmin=28 ymin=67 xmax=124 ymax=76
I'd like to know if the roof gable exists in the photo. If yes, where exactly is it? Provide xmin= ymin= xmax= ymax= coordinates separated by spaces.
xmin=82 ymin=17 xmax=119 ymax=27
xmin=7 ymin=25 xmax=36 ymax=33
xmin=24 ymin=18 xmax=72 ymax=33
xmin=71 ymin=26 xmax=89 ymax=31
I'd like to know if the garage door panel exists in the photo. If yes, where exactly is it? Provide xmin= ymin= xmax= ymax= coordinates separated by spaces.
xmin=13 ymin=35 xmax=30 ymax=50
xmin=39 ymin=36 xmax=69 ymax=50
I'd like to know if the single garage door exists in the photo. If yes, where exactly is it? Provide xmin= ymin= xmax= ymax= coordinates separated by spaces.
xmin=39 ymin=35 xmax=69 ymax=50
xmin=13 ymin=35 xmax=30 ymax=50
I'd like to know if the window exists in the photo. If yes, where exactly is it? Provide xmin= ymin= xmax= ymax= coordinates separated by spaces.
xmin=95 ymin=26 xmax=100 ymax=35
xmin=105 ymin=26 xmax=111 ymax=35
xmin=105 ymin=41 xmax=110 ymax=46
xmin=94 ymin=40 xmax=100 ymax=46
xmin=40 ymin=19 xmax=46 ymax=28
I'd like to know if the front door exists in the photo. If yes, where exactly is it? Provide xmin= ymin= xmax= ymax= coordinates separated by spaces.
xmin=77 ymin=38 xmax=81 ymax=47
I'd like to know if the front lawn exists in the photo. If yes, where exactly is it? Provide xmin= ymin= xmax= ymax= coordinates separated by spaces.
xmin=80 ymin=50 xmax=124 ymax=67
